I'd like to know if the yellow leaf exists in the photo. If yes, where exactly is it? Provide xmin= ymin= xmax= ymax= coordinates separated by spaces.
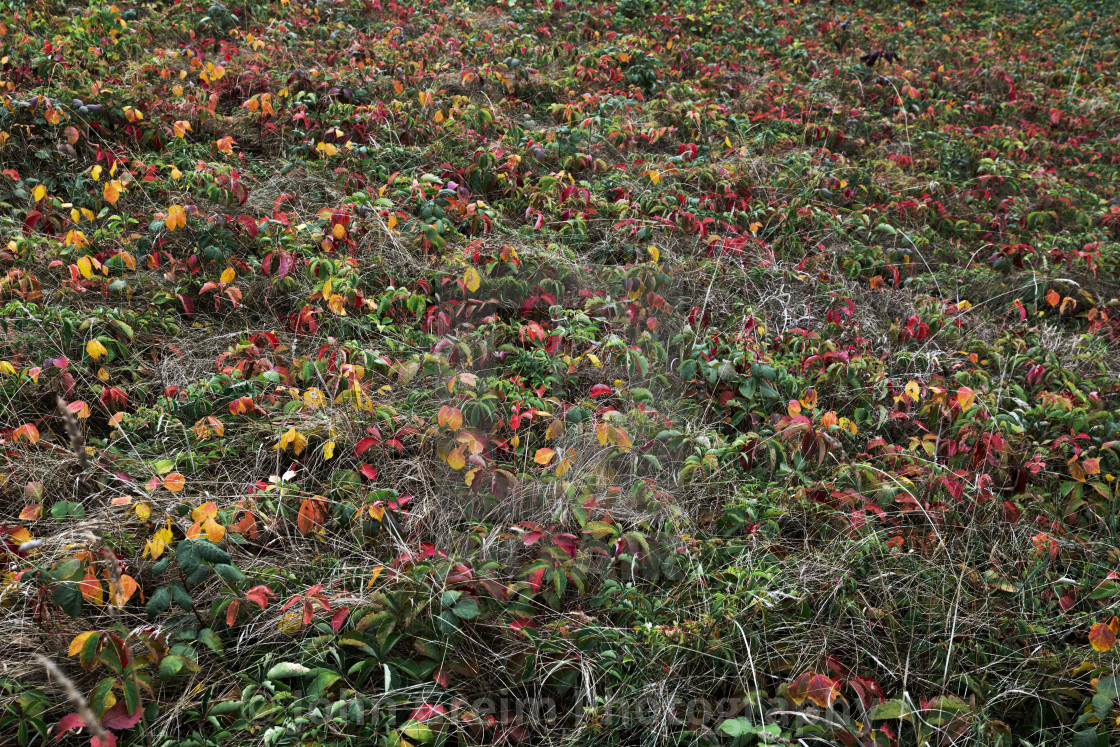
xmin=134 ymin=502 xmax=151 ymax=521
xmin=533 ymin=448 xmax=556 ymax=465
xmin=170 ymin=167 xmax=182 ymax=180
xmin=91 ymin=165 xmax=102 ymax=181
xmin=447 ymin=447 xmax=466 ymax=470
xmin=304 ymin=388 xmax=325 ymax=408
xmin=463 ymin=267 xmax=481 ymax=293
xmin=103 ymin=180 xmax=121 ymax=205
xmin=316 ymin=142 xmax=338 ymax=156
xmin=556 ymin=455 xmax=573 ymax=477
xmin=904 ymin=380 xmax=920 ymax=402
xmin=646 ymin=245 xmax=659 ymax=262
xmin=68 ymin=631 xmax=98 ymax=656
xmin=220 ymin=267 xmax=235 ymax=284
xmin=367 ymin=566 xmax=384 ymax=587
xmin=32 ymin=184 xmax=46 ymax=202
xmin=587 ymin=353 xmax=601 ymax=368
xmin=596 ymin=422 xmax=611 ymax=447
xmin=144 ymin=526 xmax=173 ymax=559
xmin=86 ymin=339 xmax=107 ymax=360
xmin=323 ymin=441 xmax=336 ymax=460
xmin=173 ymin=120 xmax=192 ymax=139
xmin=76 ymin=255 xmax=93 ymax=279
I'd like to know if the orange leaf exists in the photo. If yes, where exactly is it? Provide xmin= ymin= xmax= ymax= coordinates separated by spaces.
xmin=163 ymin=472 xmax=186 ymax=492
xmin=1046 ymin=288 xmax=1060 ymax=307
xmin=79 ymin=573 xmax=104 ymax=605
xmin=438 ymin=405 xmax=463 ymax=430
xmin=191 ymin=502 xmax=218 ymax=522
xmin=109 ymin=574 xmax=138 ymax=608
xmin=13 ymin=423 xmax=39 ymax=444
xmin=19 ymin=504 xmax=41 ymax=520
xmin=956 ymin=386 xmax=975 ymax=411
xmin=1090 ymin=621 xmax=1117 ymax=652
xmin=533 ymin=448 xmax=556 ymax=465
xmin=103 ymin=180 xmax=121 ymax=205
xmin=297 ymin=497 xmax=329 ymax=536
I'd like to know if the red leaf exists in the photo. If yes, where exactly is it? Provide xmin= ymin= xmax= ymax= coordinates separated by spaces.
xmin=330 ymin=607 xmax=350 ymax=633
xmin=359 ymin=464 xmax=378 ymax=480
xmin=589 ymin=384 xmax=612 ymax=397
xmin=101 ymin=703 xmax=143 ymax=730
xmin=552 ymin=533 xmax=578 ymax=558
xmin=91 ymin=735 xmax=118 ymax=747
xmin=236 ymin=215 xmax=259 ymax=238
xmin=54 ymin=712 xmax=87 ymax=737
xmin=226 ymin=599 xmax=241 ymax=627
xmin=177 ymin=294 xmax=195 ymax=317
xmin=354 ymin=437 xmax=378 ymax=455
xmin=22 ymin=210 xmax=43 ymax=235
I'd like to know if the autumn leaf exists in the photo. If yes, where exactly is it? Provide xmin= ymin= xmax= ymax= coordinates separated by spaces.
xmin=68 ymin=631 xmax=98 ymax=657
xmin=956 ymin=386 xmax=976 ymax=411
xmin=79 ymin=573 xmax=104 ymax=605
xmin=904 ymin=380 xmax=920 ymax=402
xmin=103 ymin=180 xmax=122 ymax=204
xmin=463 ymin=267 xmax=481 ymax=293
xmin=533 ymin=448 xmax=556 ymax=465
xmin=163 ymin=472 xmax=186 ymax=492
xmin=86 ymin=339 xmax=108 ymax=360
xmin=438 ymin=405 xmax=463 ymax=430
xmin=1089 ymin=619 xmax=1118 ymax=652
xmin=297 ymin=496 xmax=329 ymax=536
xmin=12 ymin=423 xmax=39 ymax=444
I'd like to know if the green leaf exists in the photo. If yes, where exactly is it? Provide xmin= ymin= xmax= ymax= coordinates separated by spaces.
xmin=452 ymin=597 xmax=479 ymax=620
xmin=159 ymin=655 xmax=185 ymax=680
xmin=197 ymin=628 xmax=224 ymax=654
xmin=718 ymin=717 xmax=756 ymax=737
xmin=170 ymin=582 xmax=194 ymax=610
xmin=176 ymin=541 xmax=201 ymax=576
xmin=1097 ymin=677 xmax=1120 ymax=700
xmin=870 ymin=699 xmax=905 ymax=720
xmin=50 ymin=558 xmax=82 ymax=582
xmin=307 ymin=670 xmax=342 ymax=699
xmin=1071 ymin=728 xmax=1100 ymax=747
xmin=146 ymin=586 xmax=171 ymax=617
xmin=214 ymin=564 xmax=245 ymax=584
xmin=53 ymin=583 xmax=82 ymax=619
xmin=197 ymin=541 xmax=230 ymax=565
xmin=266 ymin=662 xmax=311 ymax=679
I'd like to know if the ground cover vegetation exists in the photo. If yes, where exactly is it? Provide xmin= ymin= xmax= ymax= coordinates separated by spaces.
xmin=0 ymin=0 xmax=1119 ymax=744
